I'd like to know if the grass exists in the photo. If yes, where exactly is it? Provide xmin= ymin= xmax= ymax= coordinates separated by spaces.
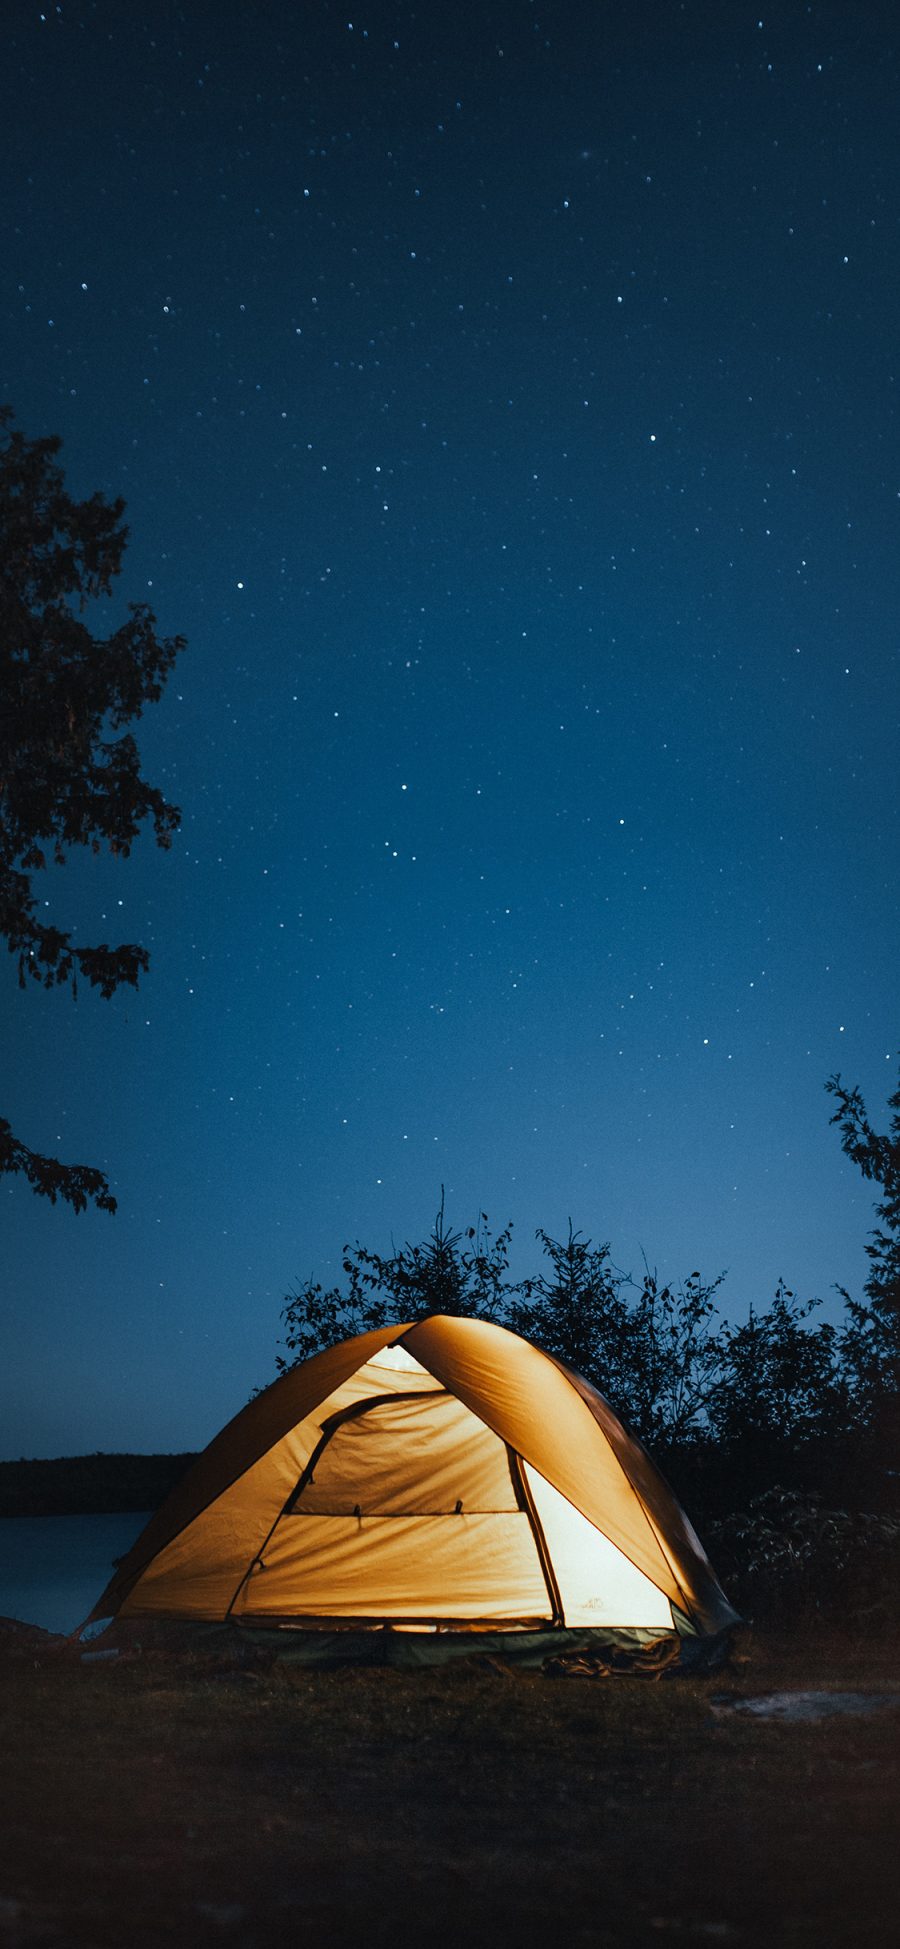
xmin=1 ymin=1624 xmax=898 ymax=1946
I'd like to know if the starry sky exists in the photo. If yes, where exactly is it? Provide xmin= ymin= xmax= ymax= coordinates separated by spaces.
xmin=2 ymin=0 xmax=898 ymax=1461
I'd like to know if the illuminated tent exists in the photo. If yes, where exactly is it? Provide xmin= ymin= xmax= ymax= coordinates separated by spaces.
xmin=89 ymin=1316 xmax=737 ymax=1654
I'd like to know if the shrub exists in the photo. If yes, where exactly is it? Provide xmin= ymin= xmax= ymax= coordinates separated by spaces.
xmin=707 ymin=1487 xmax=900 ymax=1627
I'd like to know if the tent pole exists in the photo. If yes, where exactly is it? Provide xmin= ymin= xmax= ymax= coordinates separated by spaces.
xmin=509 ymin=1450 xmax=563 ymax=1626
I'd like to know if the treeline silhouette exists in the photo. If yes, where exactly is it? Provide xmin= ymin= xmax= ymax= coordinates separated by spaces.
xmin=276 ymin=1066 xmax=900 ymax=1623
xmin=0 ymin=1453 xmax=196 ymax=1519
xmin=278 ymin=1199 xmax=897 ymax=1526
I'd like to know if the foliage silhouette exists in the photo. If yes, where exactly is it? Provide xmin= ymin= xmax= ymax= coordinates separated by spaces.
xmin=277 ymin=1198 xmax=892 ymax=1510
xmin=825 ymin=1059 xmax=900 ymax=1470
xmin=707 ymin=1488 xmax=900 ymax=1626
xmin=0 ymin=408 xmax=185 ymax=1211
xmin=268 ymin=1066 xmax=900 ymax=1625
xmin=827 ymin=1060 xmax=900 ymax=1331
xmin=277 ymin=1192 xmax=513 ymax=1372
xmin=509 ymin=1231 xmax=725 ymax=1450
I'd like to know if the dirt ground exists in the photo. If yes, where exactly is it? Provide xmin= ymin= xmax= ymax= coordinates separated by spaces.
xmin=0 ymin=1623 xmax=898 ymax=1947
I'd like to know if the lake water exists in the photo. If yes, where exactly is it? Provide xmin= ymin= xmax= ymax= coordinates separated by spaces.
xmin=0 ymin=1512 xmax=152 ymax=1636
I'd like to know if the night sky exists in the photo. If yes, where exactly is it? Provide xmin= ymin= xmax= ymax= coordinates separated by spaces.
xmin=2 ymin=0 xmax=898 ymax=1461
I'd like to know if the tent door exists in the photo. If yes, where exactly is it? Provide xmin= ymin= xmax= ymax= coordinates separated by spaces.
xmin=230 ymin=1389 xmax=554 ymax=1625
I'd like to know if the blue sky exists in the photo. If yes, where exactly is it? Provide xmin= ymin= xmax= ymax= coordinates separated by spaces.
xmin=2 ymin=0 xmax=897 ymax=1457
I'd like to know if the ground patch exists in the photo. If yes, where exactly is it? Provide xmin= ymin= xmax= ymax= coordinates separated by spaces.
xmin=0 ymin=1625 xmax=897 ymax=1945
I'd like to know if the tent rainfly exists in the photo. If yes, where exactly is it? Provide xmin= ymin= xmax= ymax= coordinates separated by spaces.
xmin=88 ymin=1316 xmax=738 ymax=1657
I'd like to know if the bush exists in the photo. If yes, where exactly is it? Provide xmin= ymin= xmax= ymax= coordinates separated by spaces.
xmin=707 ymin=1488 xmax=900 ymax=1628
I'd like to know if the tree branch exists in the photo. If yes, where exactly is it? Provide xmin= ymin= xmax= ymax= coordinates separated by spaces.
xmin=0 ymin=1116 xmax=116 ymax=1213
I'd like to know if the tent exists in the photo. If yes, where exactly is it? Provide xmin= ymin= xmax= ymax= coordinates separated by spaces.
xmin=88 ymin=1315 xmax=737 ymax=1660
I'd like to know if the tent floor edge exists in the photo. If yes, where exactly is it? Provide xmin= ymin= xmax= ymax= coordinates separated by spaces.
xmin=83 ymin=1615 xmax=727 ymax=1671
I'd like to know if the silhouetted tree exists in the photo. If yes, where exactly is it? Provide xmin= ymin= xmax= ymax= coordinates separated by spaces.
xmin=508 ymin=1225 xmax=622 ymax=1380
xmin=277 ymin=1194 xmax=513 ymax=1372
xmin=827 ymin=1061 xmax=900 ymax=1327
xmin=274 ymin=1172 xmax=898 ymax=1509
xmin=708 ymin=1282 xmax=848 ymax=1451
xmin=826 ymin=1062 xmax=900 ymax=1470
xmin=511 ymin=1230 xmax=726 ymax=1450
xmin=0 ymin=408 xmax=185 ymax=1211
xmin=279 ymin=1205 xmax=728 ymax=1453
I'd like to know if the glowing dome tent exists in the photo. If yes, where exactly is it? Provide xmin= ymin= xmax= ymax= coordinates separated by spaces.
xmin=88 ymin=1316 xmax=737 ymax=1652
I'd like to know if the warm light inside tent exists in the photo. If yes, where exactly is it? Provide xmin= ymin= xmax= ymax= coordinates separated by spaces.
xmin=368 ymin=1343 xmax=431 ymax=1374
xmin=97 ymin=1316 xmax=737 ymax=1643
xmin=522 ymin=1463 xmax=673 ymax=1627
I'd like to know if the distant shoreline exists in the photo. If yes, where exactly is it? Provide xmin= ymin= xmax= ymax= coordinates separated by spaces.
xmin=0 ymin=1454 xmax=198 ymax=1518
